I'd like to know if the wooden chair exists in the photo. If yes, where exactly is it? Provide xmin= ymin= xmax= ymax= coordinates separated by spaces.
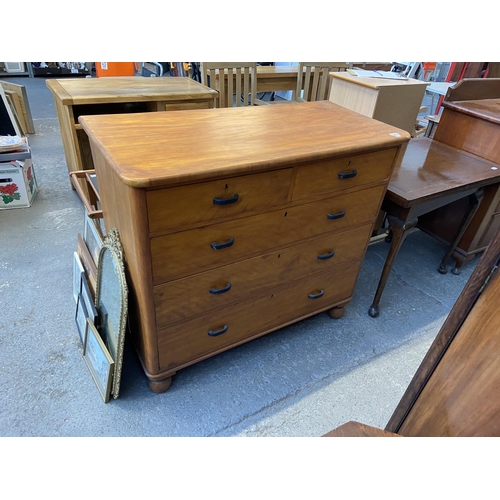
xmin=201 ymin=62 xmax=259 ymax=108
xmin=294 ymin=62 xmax=351 ymax=102
xmin=323 ymin=228 xmax=500 ymax=437
xmin=259 ymin=62 xmax=352 ymax=105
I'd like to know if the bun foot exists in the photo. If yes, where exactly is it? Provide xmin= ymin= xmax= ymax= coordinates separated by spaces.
xmin=328 ymin=306 xmax=345 ymax=319
xmin=368 ymin=305 xmax=379 ymax=318
xmin=438 ymin=265 xmax=448 ymax=274
xmin=148 ymin=376 xmax=173 ymax=393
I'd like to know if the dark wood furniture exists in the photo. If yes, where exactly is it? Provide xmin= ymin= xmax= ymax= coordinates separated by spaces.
xmin=325 ymin=228 xmax=500 ymax=436
xmin=416 ymin=79 xmax=500 ymax=272
xmin=79 ymin=101 xmax=409 ymax=392
xmin=368 ymin=137 xmax=500 ymax=318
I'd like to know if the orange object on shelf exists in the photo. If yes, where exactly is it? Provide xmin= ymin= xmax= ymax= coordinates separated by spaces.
xmin=95 ymin=62 xmax=137 ymax=77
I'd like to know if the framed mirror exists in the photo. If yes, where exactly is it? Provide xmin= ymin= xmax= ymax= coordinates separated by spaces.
xmin=95 ymin=227 xmax=128 ymax=399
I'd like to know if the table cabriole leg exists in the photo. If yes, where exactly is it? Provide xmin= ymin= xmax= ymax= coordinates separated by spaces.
xmin=368 ymin=215 xmax=418 ymax=318
xmin=438 ymin=189 xmax=484 ymax=274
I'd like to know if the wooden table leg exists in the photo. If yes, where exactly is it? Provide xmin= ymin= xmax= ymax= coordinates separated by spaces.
xmin=368 ymin=215 xmax=418 ymax=318
xmin=438 ymin=188 xmax=484 ymax=274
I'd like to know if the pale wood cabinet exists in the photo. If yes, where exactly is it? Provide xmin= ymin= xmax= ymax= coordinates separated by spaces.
xmin=328 ymin=72 xmax=429 ymax=135
xmin=80 ymin=101 xmax=409 ymax=392
xmin=46 ymin=77 xmax=218 ymax=177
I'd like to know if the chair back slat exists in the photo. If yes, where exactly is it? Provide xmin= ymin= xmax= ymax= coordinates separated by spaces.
xmin=243 ymin=67 xmax=249 ymax=106
xmin=297 ymin=62 xmax=351 ymax=101
xmin=201 ymin=62 xmax=257 ymax=108
xmin=235 ymin=68 xmax=241 ymax=106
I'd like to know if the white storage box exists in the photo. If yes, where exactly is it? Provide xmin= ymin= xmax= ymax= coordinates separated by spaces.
xmin=4 ymin=62 xmax=25 ymax=73
xmin=0 ymin=158 xmax=37 ymax=209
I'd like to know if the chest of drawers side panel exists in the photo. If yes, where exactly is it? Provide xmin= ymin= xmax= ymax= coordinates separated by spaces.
xmin=91 ymin=145 xmax=160 ymax=376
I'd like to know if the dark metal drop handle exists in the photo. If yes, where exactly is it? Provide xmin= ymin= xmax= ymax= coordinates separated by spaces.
xmin=338 ymin=169 xmax=357 ymax=179
xmin=209 ymin=283 xmax=232 ymax=295
xmin=308 ymin=290 xmax=325 ymax=300
xmin=210 ymin=237 xmax=234 ymax=250
xmin=213 ymin=194 xmax=239 ymax=205
xmin=327 ymin=210 xmax=345 ymax=220
xmin=208 ymin=324 xmax=228 ymax=337
xmin=317 ymin=250 xmax=335 ymax=260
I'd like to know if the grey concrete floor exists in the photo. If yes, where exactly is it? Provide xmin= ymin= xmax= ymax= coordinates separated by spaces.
xmin=0 ymin=75 xmax=477 ymax=437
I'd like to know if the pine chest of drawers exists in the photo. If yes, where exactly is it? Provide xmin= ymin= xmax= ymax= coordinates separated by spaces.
xmin=80 ymin=101 xmax=410 ymax=392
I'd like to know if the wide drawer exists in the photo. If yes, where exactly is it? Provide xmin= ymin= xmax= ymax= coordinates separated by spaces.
xmin=158 ymin=262 xmax=360 ymax=372
xmin=147 ymin=169 xmax=292 ymax=235
xmin=154 ymin=223 xmax=372 ymax=327
xmin=292 ymin=148 xmax=397 ymax=202
xmin=150 ymin=184 xmax=385 ymax=283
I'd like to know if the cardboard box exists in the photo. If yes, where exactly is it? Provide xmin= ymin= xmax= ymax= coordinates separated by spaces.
xmin=0 ymin=158 xmax=38 ymax=209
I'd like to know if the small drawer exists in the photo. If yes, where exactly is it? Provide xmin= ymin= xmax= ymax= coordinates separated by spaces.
xmin=154 ymin=223 xmax=372 ymax=327
xmin=158 ymin=262 xmax=360 ymax=371
xmin=292 ymin=148 xmax=397 ymax=201
xmin=150 ymin=184 xmax=386 ymax=284
xmin=147 ymin=169 xmax=292 ymax=235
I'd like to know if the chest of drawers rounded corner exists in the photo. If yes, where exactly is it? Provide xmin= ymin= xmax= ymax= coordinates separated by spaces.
xmin=81 ymin=101 xmax=409 ymax=391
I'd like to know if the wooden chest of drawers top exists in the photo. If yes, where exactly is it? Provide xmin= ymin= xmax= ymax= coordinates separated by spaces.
xmin=79 ymin=101 xmax=410 ymax=189
xmin=442 ymin=99 xmax=500 ymax=125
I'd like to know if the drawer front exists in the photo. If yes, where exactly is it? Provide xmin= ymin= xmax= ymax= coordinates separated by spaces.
xmin=158 ymin=262 xmax=360 ymax=371
xmin=154 ymin=223 xmax=372 ymax=327
xmin=151 ymin=184 xmax=385 ymax=283
xmin=147 ymin=169 xmax=292 ymax=235
xmin=292 ymin=148 xmax=397 ymax=202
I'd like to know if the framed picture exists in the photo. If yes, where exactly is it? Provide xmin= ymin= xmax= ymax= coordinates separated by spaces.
xmin=81 ymin=275 xmax=98 ymax=328
xmin=75 ymin=292 xmax=89 ymax=345
xmin=73 ymin=252 xmax=85 ymax=303
xmin=84 ymin=213 xmax=103 ymax=267
xmin=83 ymin=318 xmax=114 ymax=404
xmin=77 ymin=233 xmax=97 ymax=298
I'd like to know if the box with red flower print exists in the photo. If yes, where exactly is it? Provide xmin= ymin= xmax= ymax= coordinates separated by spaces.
xmin=0 ymin=158 xmax=38 ymax=209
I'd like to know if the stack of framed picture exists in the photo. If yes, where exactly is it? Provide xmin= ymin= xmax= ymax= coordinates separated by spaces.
xmin=73 ymin=215 xmax=128 ymax=404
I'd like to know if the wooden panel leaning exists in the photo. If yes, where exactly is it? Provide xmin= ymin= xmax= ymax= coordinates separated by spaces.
xmin=0 ymin=81 xmax=35 ymax=134
xmin=324 ymin=228 xmax=500 ymax=437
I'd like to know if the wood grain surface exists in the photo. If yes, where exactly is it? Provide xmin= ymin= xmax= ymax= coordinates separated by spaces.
xmin=80 ymin=101 xmax=410 ymax=188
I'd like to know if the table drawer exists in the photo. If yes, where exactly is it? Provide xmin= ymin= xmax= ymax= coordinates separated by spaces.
xmin=147 ymin=169 xmax=292 ymax=235
xmin=154 ymin=223 xmax=371 ymax=327
xmin=158 ymin=262 xmax=360 ymax=371
xmin=292 ymin=148 xmax=397 ymax=202
xmin=150 ymin=184 xmax=385 ymax=284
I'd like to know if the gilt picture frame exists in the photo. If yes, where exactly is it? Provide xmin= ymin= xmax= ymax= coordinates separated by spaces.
xmin=95 ymin=228 xmax=128 ymax=399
